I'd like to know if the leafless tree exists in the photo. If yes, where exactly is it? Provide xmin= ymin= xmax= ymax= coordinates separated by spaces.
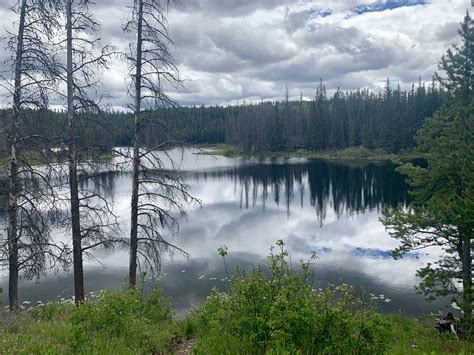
xmin=57 ymin=0 xmax=121 ymax=304
xmin=0 ymin=0 xmax=70 ymax=312
xmin=123 ymin=0 xmax=198 ymax=287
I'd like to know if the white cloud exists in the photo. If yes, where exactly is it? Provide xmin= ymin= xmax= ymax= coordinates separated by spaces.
xmin=0 ymin=0 xmax=469 ymax=107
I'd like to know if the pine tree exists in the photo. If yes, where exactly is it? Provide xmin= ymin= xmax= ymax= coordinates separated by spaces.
xmin=383 ymin=12 xmax=474 ymax=333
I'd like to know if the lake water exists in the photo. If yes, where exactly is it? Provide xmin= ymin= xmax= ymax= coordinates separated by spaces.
xmin=0 ymin=148 xmax=450 ymax=316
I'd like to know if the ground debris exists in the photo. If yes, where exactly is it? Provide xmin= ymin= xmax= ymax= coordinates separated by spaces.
xmin=434 ymin=311 xmax=459 ymax=339
xmin=172 ymin=336 xmax=196 ymax=354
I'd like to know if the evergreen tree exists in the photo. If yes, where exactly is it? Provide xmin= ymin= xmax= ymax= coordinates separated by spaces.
xmin=383 ymin=12 xmax=474 ymax=332
xmin=437 ymin=11 xmax=474 ymax=102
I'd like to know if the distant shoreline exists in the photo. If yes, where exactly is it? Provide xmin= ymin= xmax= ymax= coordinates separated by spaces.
xmin=201 ymin=144 xmax=420 ymax=163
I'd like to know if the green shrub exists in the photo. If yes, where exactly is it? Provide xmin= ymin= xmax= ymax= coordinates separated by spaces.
xmin=27 ymin=302 xmax=73 ymax=322
xmin=193 ymin=241 xmax=391 ymax=354
xmin=69 ymin=287 xmax=174 ymax=353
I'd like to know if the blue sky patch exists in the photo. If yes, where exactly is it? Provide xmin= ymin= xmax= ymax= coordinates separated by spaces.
xmin=351 ymin=247 xmax=420 ymax=259
xmin=352 ymin=1 xmax=428 ymax=15
xmin=307 ymin=7 xmax=333 ymax=20
xmin=312 ymin=247 xmax=332 ymax=254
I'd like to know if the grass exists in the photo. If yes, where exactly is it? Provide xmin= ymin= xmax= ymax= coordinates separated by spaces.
xmin=0 ymin=315 xmax=184 ymax=354
xmin=0 ymin=149 xmax=115 ymax=173
xmin=0 ymin=288 xmax=190 ymax=354
xmin=1 ymin=243 xmax=472 ymax=354
xmin=1 ymin=305 xmax=471 ymax=354
xmin=386 ymin=315 xmax=473 ymax=354
xmin=202 ymin=144 xmax=421 ymax=163
xmin=0 ymin=296 xmax=472 ymax=354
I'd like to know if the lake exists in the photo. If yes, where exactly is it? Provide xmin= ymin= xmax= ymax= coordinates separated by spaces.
xmin=0 ymin=148 xmax=450 ymax=316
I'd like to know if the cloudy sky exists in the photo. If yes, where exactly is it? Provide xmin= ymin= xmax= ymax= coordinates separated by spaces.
xmin=0 ymin=0 xmax=470 ymax=108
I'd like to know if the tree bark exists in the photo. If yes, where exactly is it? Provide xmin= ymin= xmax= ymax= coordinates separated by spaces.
xmin=8 ymin=0 xmax=27 ymax=313
xmin=129 ymin=0 xmax=144 ymax=288
xmin=66 ymin=0 xmax=85 ymax=304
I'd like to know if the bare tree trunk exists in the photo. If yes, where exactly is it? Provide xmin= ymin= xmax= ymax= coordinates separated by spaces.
xmin=66 ymin=0 xmax=84 ymax=304
xmin=461 ymin=233 xmax=472 ymax=326
xmin=129 ymin=0 xmax=144 ymax=288
xmin=7 ymin=0 xmax=27 ymax=313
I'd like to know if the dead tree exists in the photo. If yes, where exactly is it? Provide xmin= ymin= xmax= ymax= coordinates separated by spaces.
xmin=59 ymin=0 xmax=120 ymax=304
xmin=123 ymin=0 xmax=197 ymax=287
xmin=0 ymin=0 xmax=69 ymax=312
xmin=434 ymin=311 xmax=459 ymax=339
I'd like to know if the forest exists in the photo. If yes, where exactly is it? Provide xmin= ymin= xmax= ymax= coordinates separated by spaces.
xmin=0 ymin=77 xmax=443 ymax=157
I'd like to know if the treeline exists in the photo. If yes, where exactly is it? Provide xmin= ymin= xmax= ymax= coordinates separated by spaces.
xmin=1 ymin=78 xmax=443 ymax=156
xmin=177 ymin=79 xmax=443 ymax=153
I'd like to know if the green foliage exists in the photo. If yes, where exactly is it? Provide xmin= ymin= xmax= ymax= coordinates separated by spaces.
xmin=0 ymin=287 xmax=181 ymax=354
xmin=192 ymin=241 xmax=391 ymax=354
xmin=0 ymin=72 xmax=443 ymax=159
xmin=217 ymin=245 xmax=228 ymax=257
xmin=69 ymin=288 xmax=174 ymax=352
xmin=387 ymin=315 xmax=474 ymax=354
xmin=383 ymin=100 xmax=474 ymax=330
xmin=204 ymin=144 xmax=414 ymax=162
xmin=382 ymin=12 xmax=474 ymax=332
xmin=1 ymin=281 xmax=473 ymax=354
xmin=28 ymin=302 xmax=74 ymax=322
xmin=437 ymin=11 xmax=474 ymax=101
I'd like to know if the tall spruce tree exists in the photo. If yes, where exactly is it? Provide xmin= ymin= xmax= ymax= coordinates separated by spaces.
xmin=382 ymin=12 xmax=473 ymax=332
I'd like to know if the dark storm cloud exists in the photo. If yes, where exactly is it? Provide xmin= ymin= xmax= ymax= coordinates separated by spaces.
xmin=0 ymin=0 xmax=468 ymax=107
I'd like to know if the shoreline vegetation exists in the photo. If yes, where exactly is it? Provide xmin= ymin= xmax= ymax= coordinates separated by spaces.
xmin=1 ymin=298 xmax=471 ymax=354
xmin=0 ymin=150 xmax=115 ymax=175
xmin=0 ymin=145 xmax=419 ymax=177
xmin=201 ymin=144 xmax=421 ymax=164
xmin=0 ymin=242 xmax=472 ymax=354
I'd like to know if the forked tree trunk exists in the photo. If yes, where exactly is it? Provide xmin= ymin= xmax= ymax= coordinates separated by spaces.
xmin=66 ymin=0 xmax=85 ymax=304
xmin=129 ymin=0 xmax=144 ymax=288
xmin=8 ymin=0 xmax=27 ymax=313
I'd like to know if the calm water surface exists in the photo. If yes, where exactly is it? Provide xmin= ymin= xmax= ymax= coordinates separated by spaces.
xmin=0 ymin=148 xmax=450 ymax=316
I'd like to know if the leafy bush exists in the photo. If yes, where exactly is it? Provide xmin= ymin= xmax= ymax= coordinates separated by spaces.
xmin=69 ymin=287 xmax=174 ymax=353
xmin=193 ymin=241 xmax=391 ymax=354
xmin=27 ymin=302 xmax=73 ymax=322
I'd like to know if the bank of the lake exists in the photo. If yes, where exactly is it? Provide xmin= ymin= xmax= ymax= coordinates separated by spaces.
xmin=0 ymin=150 xmax=114 ymax=174
xmin=1 ymin=240 xmax=471 ymax=354
xmin=0 ymin=289 xmax=471 ymax=354
xmin=202 ymin=144 xmax=420 ymax=163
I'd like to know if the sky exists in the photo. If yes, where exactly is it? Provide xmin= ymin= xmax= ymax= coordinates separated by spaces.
xmin=0 ymin=0 xmax=470 ymax=108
